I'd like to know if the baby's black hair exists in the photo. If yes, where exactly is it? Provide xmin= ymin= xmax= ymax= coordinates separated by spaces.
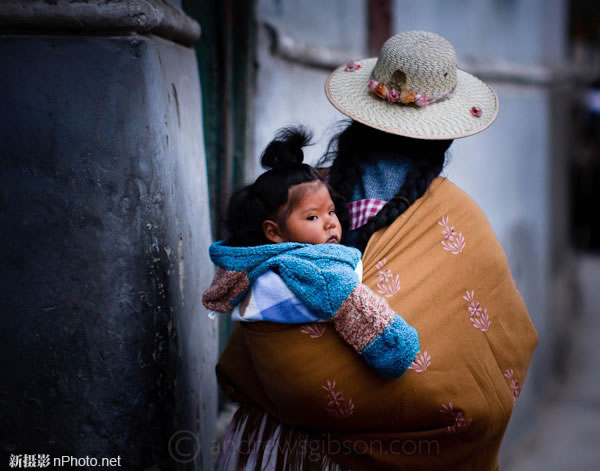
xmin=225 ymin=126 xmax=327 ymax=246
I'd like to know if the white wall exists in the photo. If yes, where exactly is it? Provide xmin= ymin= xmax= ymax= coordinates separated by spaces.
xmin=392 ymin=0 xmax=567 ymax=65
xmin=252 ymin=0 xmax=367 ymax=176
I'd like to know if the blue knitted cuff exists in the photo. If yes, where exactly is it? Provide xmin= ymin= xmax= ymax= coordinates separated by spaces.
xmin=361 ymin=315 xmax=420 ymax=379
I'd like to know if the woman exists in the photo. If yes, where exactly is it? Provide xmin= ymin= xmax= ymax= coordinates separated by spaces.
xmin=214 ymin=31 xmax=538 ymax=470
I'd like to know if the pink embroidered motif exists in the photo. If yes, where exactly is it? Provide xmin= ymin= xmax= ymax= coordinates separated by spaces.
xmin=300 ymin=324 xmax=326 ymax=338
xmin=440 ymin=402 xmax=472 ymax=433
xmin=409 ymin=350 xmax=431 ymax=373
xmin=504 ymin=369 xmax=521 ymax=403
xmin=347 ymin=199 xmax=387 ymax=231
xmin=322 ymin=380 xmax=355 ymax=419
xmin=375 ymin=258 xmax=401 ymax=297
xmin=462 ymin=290 xmax=491 ymax=332
xmin=438 ymin=215 xmax=465 ymax=254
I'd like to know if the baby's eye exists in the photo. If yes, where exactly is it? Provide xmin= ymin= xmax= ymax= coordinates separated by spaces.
xmin=329 ymin=210 xmax=336 ymax=216
xmin=307 ymin=215 xmax=317 ymax=221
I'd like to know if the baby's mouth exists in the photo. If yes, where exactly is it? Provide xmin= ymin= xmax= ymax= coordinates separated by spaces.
xmin=326 ymin=235 xmax=339 ymax=244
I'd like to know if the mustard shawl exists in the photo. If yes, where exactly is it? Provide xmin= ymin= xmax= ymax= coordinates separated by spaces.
xmin=216 ymin=177 xmax=538 ymax=470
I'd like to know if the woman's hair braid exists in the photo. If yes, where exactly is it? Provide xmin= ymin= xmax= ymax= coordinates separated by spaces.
xmin=320 ymin=121 xmax=452 ymax=252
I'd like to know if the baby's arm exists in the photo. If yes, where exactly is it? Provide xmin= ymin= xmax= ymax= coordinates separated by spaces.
xmin=331 ymin=282 xmax=419 ymax=379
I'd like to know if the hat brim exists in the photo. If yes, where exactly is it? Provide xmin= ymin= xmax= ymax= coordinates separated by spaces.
xmin=325 ymin=58 xmax=499 ymax=140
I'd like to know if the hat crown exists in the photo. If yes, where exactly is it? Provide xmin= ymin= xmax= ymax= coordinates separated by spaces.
xmin=372 ymin=31 xmax=457 ymax=98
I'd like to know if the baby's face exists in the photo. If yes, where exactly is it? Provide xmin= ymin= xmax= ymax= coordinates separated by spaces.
xmin=280 ymin=183 xmax=342 ymax=245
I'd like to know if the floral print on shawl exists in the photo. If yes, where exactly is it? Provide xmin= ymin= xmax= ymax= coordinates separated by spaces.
xmin=438 ymin=215 xmax=465 ymax=254
xmin=463 ymin=290 xmax=491 ymax=332
xmin=408 ymin=350 xmax=431 ymax=373
xmin=440 ymin=402 xmax=472 ymax=433
xmin=300 ymin=324 xmax=327 ymax=338
xmin=504 ymin=369 xmax=521 ymax=403
xmin=322 ymin=380 xmax=355 ymax=419
xmin=375 ymin=258 xmax=401 ymax=297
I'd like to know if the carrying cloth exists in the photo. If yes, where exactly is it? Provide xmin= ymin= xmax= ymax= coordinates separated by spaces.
xmin=203 ymin=242 xmax=420 ymax=378
xmin=216 ymin=177 xmax=538 ymax=470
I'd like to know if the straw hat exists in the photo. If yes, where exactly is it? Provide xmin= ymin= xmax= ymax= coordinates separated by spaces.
xmin=325 ymin=31 xmax=498 ymax=140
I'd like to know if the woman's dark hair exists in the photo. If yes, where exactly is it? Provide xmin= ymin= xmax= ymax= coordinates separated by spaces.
xmin=320 ymin=120 xmax=452 ymax=252
xmin=225 ymin=126 xmax=325 ymax=246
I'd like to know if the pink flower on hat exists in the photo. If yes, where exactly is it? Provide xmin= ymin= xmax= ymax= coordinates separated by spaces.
xmin=415 ymin=94 xmax=430 ymax=107
xmin=368 ymin=79 xmax=379 ymax=92
xmin=387 ymin=89 xmax=400 ymax=103
xmin=470 ymin=106 xmax=482 ymax=117
xmin=345 ymin=61 xmax=361 ymax=72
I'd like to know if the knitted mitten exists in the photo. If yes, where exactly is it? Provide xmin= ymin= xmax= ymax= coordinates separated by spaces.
xmin=332 ymin=283 xmax=419 ymax=379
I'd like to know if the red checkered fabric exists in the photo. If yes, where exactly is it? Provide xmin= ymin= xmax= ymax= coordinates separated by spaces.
xmin=347 ymin=199 xmax=387 ymax=231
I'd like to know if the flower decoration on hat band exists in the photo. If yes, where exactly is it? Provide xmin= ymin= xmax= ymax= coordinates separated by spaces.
xmin=345 ymin=61 xmax=361 ymax=72
xmin=367 ymin=79 xmax=454 ymax=108
xmin=470 ymin=106 xmax=482 ymax=117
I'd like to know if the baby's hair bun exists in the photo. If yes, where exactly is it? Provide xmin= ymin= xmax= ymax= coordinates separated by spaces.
xmin=261 ymin=126 xmax=313 ymax=169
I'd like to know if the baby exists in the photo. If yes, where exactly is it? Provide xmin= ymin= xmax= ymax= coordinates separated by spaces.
xmin=202 ymin=127 xmax=419 ymax=378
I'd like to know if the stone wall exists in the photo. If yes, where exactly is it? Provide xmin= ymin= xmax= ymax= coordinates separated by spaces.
xmin=0 ymin=2 xmax=217 ymax=469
